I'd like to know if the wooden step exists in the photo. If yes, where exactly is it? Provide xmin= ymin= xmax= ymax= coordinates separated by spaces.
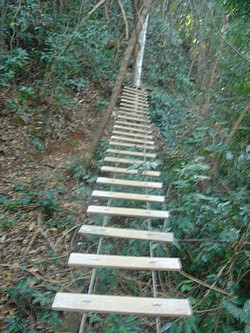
xmin=122 ymin=89 xmax=147 ymax=97
xmin=122 ymin=91 xmax=148 ymax=100
xmin=121 ymin=95 xmax=148 ymax=103
xmin=120 ymin=102 xmax=147 ymax=111
xmin=101 ymin=166 xmax=160 ymax=177
xmin=117 ymin=110 xmax=150 ymax=120
xmin=68 ymin=253 xmax=181 ymax=271
xmin=52 ymin=293 xmax=192 ymax=317
xmin=118 ymin=111 xmax=150 ymax=120
xmin=111 ymin=136 xmax=154 ymax=144
xmin=120 ymin=100 xmax=147 ymax=107
xmin=120 ymin=101 xmax=149 ymax=109
xmin=106 ymin=149 xmax=156 ymax=158
xmin=120 ymin=98 xmax=149 ymax=107
xmin=113 ymin=124 xmax=152 ymax=134
xmin=115 ymin=120 xmax=152 ymax=128
xmin=124 ymin=86 xmax=147 ymax=96
xmin=104 ymin=156 xmax=152 ymax=165
xmin=119 ymin=106 xmax=148 ymax=115
xmin=117 ymin=115 xmax=150 ymax=123
xmin=109 ymin=141 xmax=156 ymax=150
xmin=92 ymin=190 xmax=164 ymax=202
xmin=79 ymin=225 xmax=173 ymax=242
xmin=96 ymin=177 xmax=162 ymax=188
xmin=87 ymin=206 xmax=169 ymax=219
xmin=112 ymin=130 xmax=153 ymax=139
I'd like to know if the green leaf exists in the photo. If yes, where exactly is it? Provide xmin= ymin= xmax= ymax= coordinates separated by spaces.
xmin=224 ymin=300 xmax=242 ymax=320
xmin=242 ymin=300 xmax=250 ymax=324
xmin=226 ymin=152 xmax=234 ymax=160
xmin=160 ymin=322 xmax=174 ymax=332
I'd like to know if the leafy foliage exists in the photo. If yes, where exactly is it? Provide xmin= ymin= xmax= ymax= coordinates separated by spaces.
xmin=1 ymin=0 xmax=249 ymax=332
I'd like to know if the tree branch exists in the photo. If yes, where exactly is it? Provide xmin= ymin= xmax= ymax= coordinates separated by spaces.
xmin=118 ymin=0 xmax=129 ymax=40
xmin=179 ymin=270 xmax=233 ymax=296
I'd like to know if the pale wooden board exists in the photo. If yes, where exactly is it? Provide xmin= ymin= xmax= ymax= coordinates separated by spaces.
xmin=97 ymin=177 xmax=162 ymax=188
xmin=120 ymin=100 xmax=147 ymax=107
xmin=118 ymin=111 xmax=151 ymax=122
xmin=123 ymin=90 xmax=147 ymax=98
xmin=106 ymin=149 xmax=156 ymax=158
xmin=118 ymin=111 xmax=150 ymax=120
xmin=121 ymin=94 xmax=148 ymax=101
xmin=119 ymin=106 xmax=148 ymax=115
xmin=121 ymin=95 xmax=148 ymax=103
xmin=87 ymin=205 xmax=169 ymax=219
xmin=79 ymin=225 xmax=173 ymax=242
xmin=68 ymin=253 xmax=181 ymax=271
xmin=124 ymin=86 xmax=147 ymax=95
xmin=100 ymin=166 xmax=160 ymax=177
xmin=112 ymin=130 xmax=153 ymax=139
xmin=121 ymin=91 xmax=148 ymax=99
xmin=117 ymin=115 xmax=150 ymax=123
xmin=113 ymin=124 xmax=152 ymax=134
xmin=111 ymin=136 xmax=154 ymax=144
xmin=109 ymin=141 xmax=156 ymax=150
xmin=92 ymin=190 xmax=164 ymax=202
xmin=120 ymin=102 xmax=147 ymax=110
xmin=52 ymin=293 xmax=192 ymax=317
xmin=120 ymin=98 xmax=149 ymax=107
xmin=104 ymin=156 xmax=147 ymax=165
xmin=115 ymin=120 xmax=152 ymax=128
xmin=122 ymin=89 xmax=147 ymax=97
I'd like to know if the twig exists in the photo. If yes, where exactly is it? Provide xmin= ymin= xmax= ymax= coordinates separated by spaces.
xmin=180 ymin=238 xmax=250 ymax=246
xmin=179 ymin=270 xmax=233 ymax=296
xmin=23 ymin=229 xmax=40 ymax=257
xmin=195 ymin=306 xmax=224 ymax=314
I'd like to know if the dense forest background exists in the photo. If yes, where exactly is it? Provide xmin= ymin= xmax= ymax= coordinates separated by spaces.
xmin=0 ymin=0 xmax=249 ymax=332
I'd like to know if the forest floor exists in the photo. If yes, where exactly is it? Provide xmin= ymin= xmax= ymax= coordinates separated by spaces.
xmin=0 ymin=84 xmax=113 ymax=332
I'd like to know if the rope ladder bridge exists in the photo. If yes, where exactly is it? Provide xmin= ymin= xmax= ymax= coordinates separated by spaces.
xmin=52 ymin=85 xmax=193 ymax=332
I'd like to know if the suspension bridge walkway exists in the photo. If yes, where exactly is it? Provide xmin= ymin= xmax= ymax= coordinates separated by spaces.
xmin=52 ymin=85 xmax=192 ymax=332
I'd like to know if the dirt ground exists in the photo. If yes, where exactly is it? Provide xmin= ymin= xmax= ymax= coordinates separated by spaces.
xmin=0 ymin=84 xmax=113 ymax=332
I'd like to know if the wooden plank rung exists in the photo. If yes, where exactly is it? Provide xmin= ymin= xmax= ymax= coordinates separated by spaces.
xmin=120 ymin=98 xmax=149 ymax=107
xmin=52 ymin=293 xmax=192 ymax=317
xmin=117 ymin=115 xmax=150 ymax=123
xmin=100 ymin=166 xmax=160 ymax=177
xmin=68 ymin=253 xmax=181 ymax=271
xmin=111 ymin=136 xmax=154 ymax=144
xmin=120 ymin=102 xmax=147 ymax=110
xmin=122 ymin=90 xmax=148 ymax=99
xmin=118 ymin=111 xmax=150 ymax=120
xmin=106 ymin=149 xmax=156 ymax=158
xmin=121 ymin=94 xmax=148 ymax=103
xmin=79 ymin=225 xmax=173 ymax=242
xmin=113 ymin=124 xmax=152 ymax=134
xmin=124 ymin=86 xmax=147 ymax=95
xmin=112 ymin=130 xmax=153 ymax=139
xmin=115 ymin=120 xmax=151 ymax=128
xmin=109 ymin=141 xmax=156 ymax=150
xmin=119 ymin=106 xmax=148 ymax=115
xmin=87 ymin=205 xmax=169 ymax=219
xmin=104 ymin=156 xmax=157 ymax=165
xmin=92 ymin=190 xmax=164 ymax=202
xmin=97 ymin=177 xmax=162 ymax=188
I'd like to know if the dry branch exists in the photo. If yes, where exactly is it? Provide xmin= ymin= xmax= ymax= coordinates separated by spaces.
xmin=179 ymin=270 xmax=233 ymax=296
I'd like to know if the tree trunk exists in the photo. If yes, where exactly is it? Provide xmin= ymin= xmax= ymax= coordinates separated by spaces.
xmin=133 ymin=14 xmax=149 ymax=87
xmin=204 ymin=14 xmax=229 ymax=105
xmin=210 ymin=100 xmax=250 ymax=175
xmin=82 ymin=0 xmax=154 ymax=169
